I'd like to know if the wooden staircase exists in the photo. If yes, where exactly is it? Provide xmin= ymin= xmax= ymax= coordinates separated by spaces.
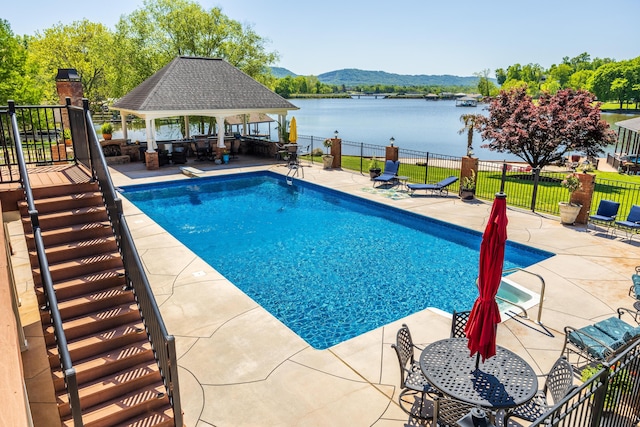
xmin=21 ymin=181 xmax=175 ymax=427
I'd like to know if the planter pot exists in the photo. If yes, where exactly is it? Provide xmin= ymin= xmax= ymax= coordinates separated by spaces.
xmin=369 ymin=168 xmax=381 ymax=179
xmin=102 ymin=133 xmax=112 ymax=140
xmin=559 ymin=202 xmax=582 ymax=224
xmin=222 ymin=154 xmax=230 ymax=164
xmin=460 ymin=188 xmax=475 ymax=201
xmin=322 ymin=155 xmax=334 ymax=169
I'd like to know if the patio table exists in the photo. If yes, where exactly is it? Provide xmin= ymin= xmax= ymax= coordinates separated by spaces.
xmin=419 ymin=338 xmax=538 ymax=410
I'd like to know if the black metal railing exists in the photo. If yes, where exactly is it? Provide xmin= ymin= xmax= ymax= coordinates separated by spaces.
xmin=0 ymin=103 xmax=75 ymax=183
xmin=531 ymin=337 xmax=640 ymax=427
xmin=592 ymin=176 xmax=640 ymax=222
xmin=7 ymin=101 xmax=84 ymax=425
xmin=81 ymin=100 xmax=183 ymax=427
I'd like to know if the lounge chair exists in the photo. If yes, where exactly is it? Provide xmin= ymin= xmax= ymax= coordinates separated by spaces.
xmin=588 ymin=199 xmax=619 ymax=234
xmin=615 ymin=205 xmax=640 ymax=240
xmin=407 ymin=176 xmax=458 ymax=197
xmin=373 ymin=160 xmax=400 ymax=187
xmin=562 ymin=307 xmax=640 ymax=366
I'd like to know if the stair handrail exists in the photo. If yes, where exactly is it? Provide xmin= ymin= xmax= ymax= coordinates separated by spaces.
xmin=8 ymin=101 xmax=84 ymax=426
xmin=80 ymin=100 xmax=183 ymax=427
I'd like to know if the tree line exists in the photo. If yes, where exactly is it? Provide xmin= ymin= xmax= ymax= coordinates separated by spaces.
xmin=0 ymin=0 xmax=278 ymax=110
xmin=1 ymin=1 xmax=638 ymax=110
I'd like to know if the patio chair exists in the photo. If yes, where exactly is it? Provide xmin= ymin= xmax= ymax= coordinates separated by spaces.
xmin=562 ymin=307 xmax=640 ymax=366
xmin=615 ymin=205 xmax=640 ymax=240
xmin=192 ymin=139 xmax=211 ymax=161
xmin=171 ymin=145 xmax=187 ymax=164
xmin=408 ymin=176 xmax=459 ymax=197
xmin=373 ymin=160 xmax=400 ymax=187
xmin=450 ymin=310 xmax=471 ymax=338
xmin=391 ymin=323 xmax=437 ymax=421
xmin=588 ymin=199 xmax=620 ymax=235
xmin=499 ymin=356 xmax=576 ymax=425
xmin=629 ymin=266 xmax=640 ymax=300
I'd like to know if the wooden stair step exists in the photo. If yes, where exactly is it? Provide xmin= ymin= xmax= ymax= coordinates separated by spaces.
xmin=111 ymin=407 xmax=175 ymax=427
xmin=34 ymin=251 xmax=123 ymax=285
xmin=56 ymin=359 xmax=161 ymax=418
xmin=53 ymin=285 xmax=135 ymax=323
xmin=26 ymin=221 xmax=113 ymax=249
xmin=61 ymin=384 xmax=170 ymax=427
xmin=31 ymin=182 xmax=100 ymax=199
xmin=44 ymin=302 xmax=141 ymax=345
xmin=29 ymin=235 xmax=118 ymax=265
xmin=48 ymin=321 xmax=146 ymax=367
xmin=18 ymin=191 xmax=104 ymax=215
xmin=36 ymin=267 xmax=126 ymax=308
xmin=52 ymin=340 xmax=155 ymax=392
xmin=24 ymin=205 xmax=108 ymax=230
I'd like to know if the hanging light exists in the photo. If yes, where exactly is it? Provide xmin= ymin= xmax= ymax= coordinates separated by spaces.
xmin=334 ymin=130 xmax=339 ymax=139
xmin=390 ymin=136 xmax=395 ymax=147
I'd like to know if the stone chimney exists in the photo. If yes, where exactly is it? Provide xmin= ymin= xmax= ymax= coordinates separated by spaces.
xmin=56 ymin=69 xmax=83 ymax=106
xmin=56 ymin=69 xmax=83 ymax=129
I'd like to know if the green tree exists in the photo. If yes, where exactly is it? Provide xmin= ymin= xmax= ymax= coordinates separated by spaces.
xmin=478 ymin=87 xmax=616 ymax=169
xmin=495 ymin=68 xmax=507 ymax=86
xmin=548 ymin=63 xmax=573 ymax=88
xmin=113 ymin=0 xmax=278 ymax=96
xmin=474 ymin=69 xmax=492 ymax=97
xmin=458 ymin=114 xmax=482 ymax=157
xmin=0 ymin=20 xmax=40 ymax=104
xmin=568 ymin=69 xmax=593 ymax=90
xmin=27 ymin=20 xmax=116 ymax=106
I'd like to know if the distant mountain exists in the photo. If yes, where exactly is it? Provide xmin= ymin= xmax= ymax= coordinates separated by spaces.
xmin=270 ymin=67 xmax=297 ymax=78
xmin=317 ymin=69 xmax=483 ymax=87
xmin=269 ymin=66 xmax=489 ymax=87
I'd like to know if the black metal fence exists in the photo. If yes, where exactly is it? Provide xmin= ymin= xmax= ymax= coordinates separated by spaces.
xmin=531 ymin=337 xmax=640 ymax=427
xmin=0 ymin=104 xmax=74 ymax=182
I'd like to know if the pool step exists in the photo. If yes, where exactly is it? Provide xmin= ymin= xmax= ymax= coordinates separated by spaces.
xmin=21 ymin=179 xmax=174 ymax=427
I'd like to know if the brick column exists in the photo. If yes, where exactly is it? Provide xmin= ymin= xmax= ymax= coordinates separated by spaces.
xmin=460 ymin=156 xmax=479 ymax=183
xmin=145 ymin=151 xmax=159 ymax=170
xmin=329 ymin=138 xmax=341 ymax=168
xmin=570 ymin=172 xmax=595 ymax=225
xmin=386 ymin=145 xmax=399 ymax=162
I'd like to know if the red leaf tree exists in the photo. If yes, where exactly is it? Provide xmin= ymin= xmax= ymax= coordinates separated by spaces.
xmin=478 ymin=87 xmax=616 ymax=169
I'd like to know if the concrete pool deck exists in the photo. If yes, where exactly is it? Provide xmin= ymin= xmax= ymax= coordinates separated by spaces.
xmin=22 ymin=158 xmax=640 ymax=426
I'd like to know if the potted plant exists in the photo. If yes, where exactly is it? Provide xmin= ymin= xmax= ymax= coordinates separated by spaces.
xmin=63 ymin=129 xmax=72 ymax=146
xmin=559 ymin=173 xmax=582 ymax=224
xmin=222 ymin=149 xmax=230 ymax=164
xmin=100 ymin=122 xmax=113 ymax=140
xmin=459 ymin=170 xmax=476 ymax=201
xmin=369 ymin=157 xmax=381 ymax=179
xmin=322 ymin=138 xmax=334 ymax=169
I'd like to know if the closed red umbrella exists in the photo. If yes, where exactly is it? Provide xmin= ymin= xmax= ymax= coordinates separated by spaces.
xmin=465 ymin=192 xmax=508 ymax=366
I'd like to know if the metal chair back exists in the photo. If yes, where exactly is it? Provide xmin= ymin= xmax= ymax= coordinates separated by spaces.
xmin=451 ymin=310 xmax=471 ymax=338
xmin=544 ymin=356 xmax=574 ymax=404
xmin=392 ymin=324 xmax=415 ymax=385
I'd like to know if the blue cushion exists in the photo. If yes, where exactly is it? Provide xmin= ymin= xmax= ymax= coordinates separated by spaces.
xmin=623 ymin=325 xmax=640 ymax=342
xmin=594 ymin=317 xmax=636 ymax=340
xmin=633 ymin=274 xmax=640 ymax=287
xmin=568 ymin=325 xmax=624 ymax=359
xmin=634 ymin=283 xmax=640 ymax=299
xmin=590 ymin=214 xmax=615 ymax=222
xmin=616 ymin=220 xmax=640 ymax=229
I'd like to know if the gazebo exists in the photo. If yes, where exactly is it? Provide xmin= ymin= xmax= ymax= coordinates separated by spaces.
xmin=111 ymin=56 xmax=298 ymax=152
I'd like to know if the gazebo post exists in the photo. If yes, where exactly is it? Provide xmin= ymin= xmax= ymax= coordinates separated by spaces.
xmin=120 ymin=115 xmax=128 ymax=141
xmin=184 ymin=116 xmax=190 ymax=139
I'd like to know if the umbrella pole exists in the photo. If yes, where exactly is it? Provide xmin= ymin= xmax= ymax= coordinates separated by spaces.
xmin=475 ymin=352 xmax=480 ymax=370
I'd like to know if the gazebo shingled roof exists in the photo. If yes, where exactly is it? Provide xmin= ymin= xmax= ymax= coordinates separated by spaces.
xmin=112 ymin=56 xmax=298 ymax=119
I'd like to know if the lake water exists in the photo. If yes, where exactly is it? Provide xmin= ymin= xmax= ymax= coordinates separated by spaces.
xmin=108 ymin=98 xmax=638 ymax=162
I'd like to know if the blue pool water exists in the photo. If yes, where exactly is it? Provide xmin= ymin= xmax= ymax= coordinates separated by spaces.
xmin=120 ymin=172 xmax=553 ymax=349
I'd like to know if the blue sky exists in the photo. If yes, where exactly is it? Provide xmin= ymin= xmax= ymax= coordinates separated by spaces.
xmin=4 ymin=0 xmax=639 ymax=77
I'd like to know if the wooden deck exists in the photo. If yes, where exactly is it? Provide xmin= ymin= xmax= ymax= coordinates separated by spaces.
xmin=0 ymin=164 xmax=92 ymax=191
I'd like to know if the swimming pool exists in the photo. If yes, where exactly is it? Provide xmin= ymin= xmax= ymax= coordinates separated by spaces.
xmin=120 ymin=172 xmax=554 ymax=349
